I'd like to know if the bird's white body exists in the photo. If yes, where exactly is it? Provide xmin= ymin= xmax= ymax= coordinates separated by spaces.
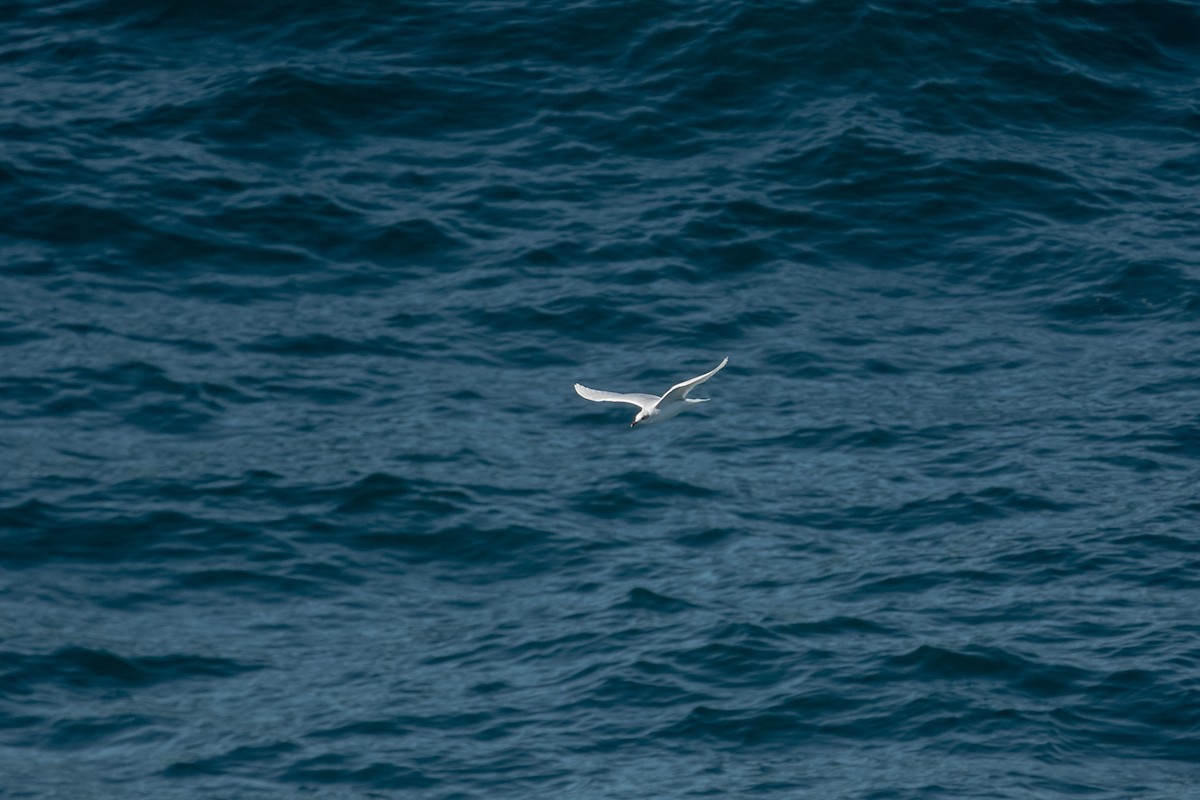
xmin=574 ymin=357 xmax=728 ymax=427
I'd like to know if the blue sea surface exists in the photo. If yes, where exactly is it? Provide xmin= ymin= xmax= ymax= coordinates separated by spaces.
xmin=2 ymin=1 xmax=1200 ymax=797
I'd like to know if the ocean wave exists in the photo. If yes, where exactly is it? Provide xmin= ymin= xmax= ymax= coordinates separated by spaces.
xmin=0 ymin=646 xmax=258 ymax=696
xmin=5 ymin=0 xmax=1200 ymax=796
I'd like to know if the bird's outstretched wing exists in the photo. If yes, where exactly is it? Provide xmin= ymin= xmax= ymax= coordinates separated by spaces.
xmin=657 ymin=357 xmax=729 ymax=406
xmin=574 ymin=384 xmax=659 ymax=410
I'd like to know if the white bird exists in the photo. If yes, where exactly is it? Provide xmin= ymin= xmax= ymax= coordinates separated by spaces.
xmin=574 ymin=357 xmax=729 ymax=427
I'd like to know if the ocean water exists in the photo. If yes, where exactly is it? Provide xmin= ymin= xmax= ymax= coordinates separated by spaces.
xmin=2 ymin=0 xmax=1200 ymax=797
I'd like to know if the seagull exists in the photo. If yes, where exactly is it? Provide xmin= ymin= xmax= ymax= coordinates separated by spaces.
xmin=574 ymin=357 xmax=729 ymax=427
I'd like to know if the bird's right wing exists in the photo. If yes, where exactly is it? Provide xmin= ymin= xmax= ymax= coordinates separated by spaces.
xmin=657 ymin=356 xmax=729 ymax=406
xmin=574 ymin=384 xmax=659 ymax=410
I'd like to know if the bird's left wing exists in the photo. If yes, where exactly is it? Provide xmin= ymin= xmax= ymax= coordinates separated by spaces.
xmin=657 ymin=356 xmax=729 ymax=406
xmin=574 ymin=384 xmax=659 ymax=410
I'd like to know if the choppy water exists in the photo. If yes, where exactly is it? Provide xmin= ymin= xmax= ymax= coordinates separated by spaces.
xmin=3 ymin=1 xmax=1200 ymax=797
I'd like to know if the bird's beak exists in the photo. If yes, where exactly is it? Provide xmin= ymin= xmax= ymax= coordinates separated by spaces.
xmin=630 ymin=420 xmax=638 ymax=427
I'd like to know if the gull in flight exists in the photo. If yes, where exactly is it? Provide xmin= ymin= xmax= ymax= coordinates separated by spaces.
xmin=574 ymin=357 xmax=729 ymax=427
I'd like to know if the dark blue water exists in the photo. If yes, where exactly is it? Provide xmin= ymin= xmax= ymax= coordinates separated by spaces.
xmin=3 ymin=1 xmax=1200 ymax=796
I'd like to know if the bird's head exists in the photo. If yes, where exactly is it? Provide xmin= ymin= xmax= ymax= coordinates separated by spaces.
xmin=631 ymin=409 xmax=649 ymax=427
